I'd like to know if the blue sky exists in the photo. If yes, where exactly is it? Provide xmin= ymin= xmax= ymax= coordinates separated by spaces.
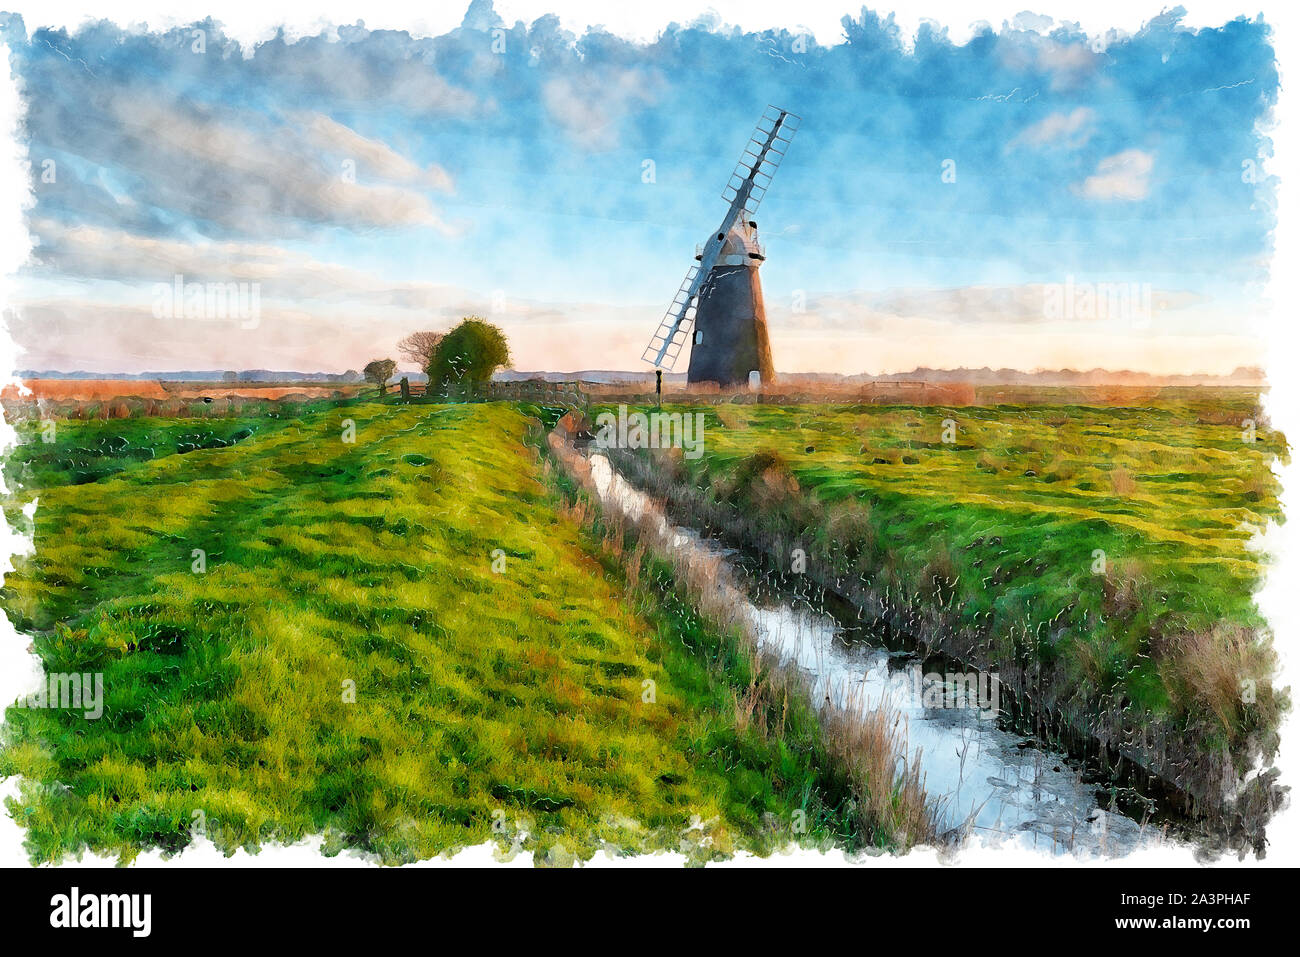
xmin=1 ymin=3 xmax=1280 ymax=374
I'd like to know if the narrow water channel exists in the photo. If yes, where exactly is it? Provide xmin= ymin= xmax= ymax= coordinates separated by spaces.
xmin=588 ymin=453 xmax=1169 ymax=857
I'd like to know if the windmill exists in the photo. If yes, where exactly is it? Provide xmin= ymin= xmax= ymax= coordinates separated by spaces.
xmin=641 ymin=105 xmax=801 ymax=388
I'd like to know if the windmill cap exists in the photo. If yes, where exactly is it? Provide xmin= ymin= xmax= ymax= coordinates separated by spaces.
xmin=696 ymin=220 xmax=765 ymax=264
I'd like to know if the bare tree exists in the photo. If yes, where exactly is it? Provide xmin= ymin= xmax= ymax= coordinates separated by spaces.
xmin=397 ymin=330 xmax=445 ymax=371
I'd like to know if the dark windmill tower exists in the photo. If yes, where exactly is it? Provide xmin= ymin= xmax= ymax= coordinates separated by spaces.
xmin=642 ymin=106 xmax=800 ymax=388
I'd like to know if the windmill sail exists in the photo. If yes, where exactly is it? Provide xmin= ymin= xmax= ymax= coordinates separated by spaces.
xmin=640 ymin=263 xmax=702 ymax=369
xmin=642 ymin=106 xmax=800 ymax=372
xmin=721 ymin=106 xmax=800 ymax=219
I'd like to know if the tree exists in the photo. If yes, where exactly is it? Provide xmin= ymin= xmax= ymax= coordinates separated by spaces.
xmin=221 ymin=371 xmax=238 ymax=383
xmin=363 ymin=358 xmax=397 ymax=396
xmin=426 ymin=318 xmax=510 ymax=394
xmin=397 ymin=330 xmax=445 ymax=370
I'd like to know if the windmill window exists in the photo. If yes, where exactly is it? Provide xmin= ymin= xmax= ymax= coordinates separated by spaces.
xmin=695 ymin=330 xmax=704 ymax=344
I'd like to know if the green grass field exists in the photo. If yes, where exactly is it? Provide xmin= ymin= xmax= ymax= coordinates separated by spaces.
xmin=605 ymin=391 xmax=1287 ymax=784
xmin=3 ymin=401 xmax=339 ymax=492
xmin=1 ymin=402 xmax=862 ymax=864
xmin=2 ymin=390 xmax=1287 ymax=859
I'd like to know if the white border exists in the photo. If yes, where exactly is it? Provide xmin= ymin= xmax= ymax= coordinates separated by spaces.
xmin=0 ymin=0 xmax=1295 ymax=869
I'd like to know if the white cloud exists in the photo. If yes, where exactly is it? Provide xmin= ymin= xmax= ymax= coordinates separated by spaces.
xmin=542 ymin=67 xmax=661 ymax=150
xmin=12 ymin=219 xmax=668 ymax=372
xmin=1078 ymin=149 xmax=1155 ymax=201
xmin=1009 ymin=107 xmax=1095 ymax=150
xmin=297 ymin=113 xmax=454 ymax=192
xmin=26 ymin=220 xmax=463 ymax=308
xmin=4 ymin=291 xmax=658 ymax=375
xmin=770 ymin=281 xmax=1203 ymax=330
xmin=996 ymin=35 xmax=1100 ymax=90
xmin=112 ymin=96 xmax=453 ymax=232
xmin=1011 ymin=12 xmax=1055 ymax=34
xmin=1038 ymin=40 xmax=1101 ymax=90
xmin=250 ymin=40 xmax=479 ymax=118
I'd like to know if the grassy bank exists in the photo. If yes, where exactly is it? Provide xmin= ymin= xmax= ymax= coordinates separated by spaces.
xmin=2 ymin=401 xmax=869 ymax=864
xmin=598 ymin=393 xmax=1287 ymax=844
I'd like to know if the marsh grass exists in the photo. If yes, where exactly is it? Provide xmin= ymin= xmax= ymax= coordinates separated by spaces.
xmin=1109 ymin=465 xmax=1137 ymax=496
xmin=820 ymin=689 xmax=935 ymax=846
xmin=1156 ymin=624 xmax=1285 ymax=748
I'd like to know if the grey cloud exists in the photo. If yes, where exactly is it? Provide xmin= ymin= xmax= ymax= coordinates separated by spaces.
xmin=31 ymin=85 xmax=452 ymax=237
